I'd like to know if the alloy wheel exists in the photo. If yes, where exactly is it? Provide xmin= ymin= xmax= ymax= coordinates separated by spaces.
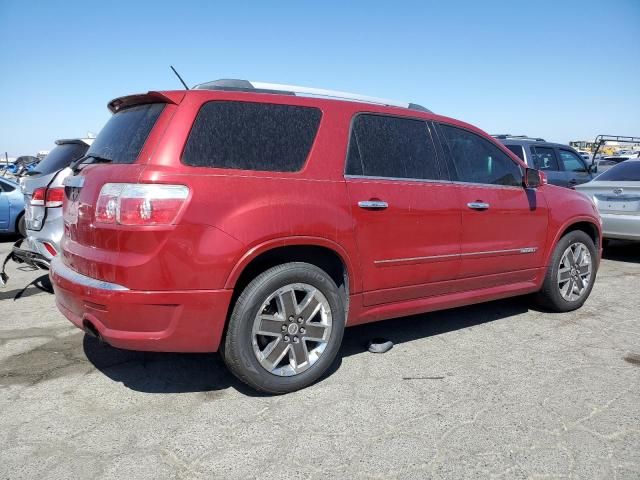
xmin=557 ymin=242 xmax=592 ymax=302
xmin=251 ymin=283 xmax=332 ymax=376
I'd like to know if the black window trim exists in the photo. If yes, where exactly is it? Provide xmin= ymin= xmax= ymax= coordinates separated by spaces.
xmin=436 ymin=122 xmax=525 ymax=190
xmin=343 ymin=111 xmax=450 ymax=184
xmin=179 ymin=99 xmax=323 ymax=174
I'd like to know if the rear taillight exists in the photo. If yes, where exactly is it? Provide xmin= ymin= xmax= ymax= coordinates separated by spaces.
xmin=31 ymin=187 xmax=65 ymax=207
xmin=95 ymin=183 xmax=189 ymax=226
xmin=539 ymin=171 xmax=548 ymax=185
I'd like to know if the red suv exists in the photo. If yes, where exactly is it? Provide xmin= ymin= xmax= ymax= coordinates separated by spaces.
xmin=50 ymin=79 xmax=602 ymax=393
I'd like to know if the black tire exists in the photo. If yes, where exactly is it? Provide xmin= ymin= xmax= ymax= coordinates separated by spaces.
xmin=222 ymin=262 xmax=345 ymax=394
xmin=17 ymin=214 xmax=26 ymax=237
xmin=534 ymin=230 xmax=598 ymax=312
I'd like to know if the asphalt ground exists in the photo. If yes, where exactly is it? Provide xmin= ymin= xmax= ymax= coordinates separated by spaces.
xmin=0 ymin=236 xmax=638 ymax=479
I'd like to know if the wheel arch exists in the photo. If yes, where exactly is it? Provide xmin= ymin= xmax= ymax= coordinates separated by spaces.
xmin=225 ymin=237 xmax=357 ymax=296
xmin=546 ymin=218 xmax=602 ymax=266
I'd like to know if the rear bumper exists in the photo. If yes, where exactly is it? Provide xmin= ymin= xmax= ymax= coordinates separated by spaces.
xmin=12 ymin=240 xmax=52 ymax=269
xmin=601 ymin=213 xmax=640 ymax=241
xmin=50 ymin=256 xmax=233 ymax=352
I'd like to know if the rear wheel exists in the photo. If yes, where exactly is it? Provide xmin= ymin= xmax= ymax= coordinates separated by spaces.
xmin=534 ymin=230 xmax=597 ymax=312
xmin=222 ymin=262 xmax=345 ymax=394
xmin=16 ymin=214 xmax=26 ymax=237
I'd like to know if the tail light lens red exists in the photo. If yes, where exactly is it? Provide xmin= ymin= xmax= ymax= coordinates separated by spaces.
xmin=31 ymin=187 xmax=65 ymax=207
xmin=539 ymin=171 xmax=548 ymax=185
xmin=95 ymin=183 xmax=190 ymax=226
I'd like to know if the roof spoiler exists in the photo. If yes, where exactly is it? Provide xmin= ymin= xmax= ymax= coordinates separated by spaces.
xmin=107 ymin=91 xmax=185 ymax=113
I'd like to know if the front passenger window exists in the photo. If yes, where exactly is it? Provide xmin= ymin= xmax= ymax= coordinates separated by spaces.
xmin=558 ymin=150 xmax=587 ymax=173
xmin=440 ymin=125 xmax=522 ymax=187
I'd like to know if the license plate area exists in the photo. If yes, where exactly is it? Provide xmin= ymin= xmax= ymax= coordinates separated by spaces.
xmin=599 ymin=196 xmax=640 ymax=213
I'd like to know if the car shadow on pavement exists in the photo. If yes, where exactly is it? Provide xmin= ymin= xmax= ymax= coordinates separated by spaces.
xmin=83 ymin=296 xmax=529 ymax=396
xmin=339 ymin=297 xmax=529 ymax=358
xmin=82 ymin=336 xmax=269 ymax=397
xmin=602 ymin=240 xmax=640 ymax=264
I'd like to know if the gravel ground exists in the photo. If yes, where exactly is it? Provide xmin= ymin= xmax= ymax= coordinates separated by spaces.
xmin=0 ymin=236 xmax=638 ymax=479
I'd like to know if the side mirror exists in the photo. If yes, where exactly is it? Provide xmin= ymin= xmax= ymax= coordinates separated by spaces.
xmin=523 ymin=168 xmax=542 ymax=189
xmin=589 ymin=163 xmax=598 ymax=174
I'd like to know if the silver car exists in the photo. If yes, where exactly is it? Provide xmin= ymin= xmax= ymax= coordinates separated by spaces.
xmin=4 ymin=139 xmax=92 ymax=275
xmin=576 ymin=159 xmax=640 ymax=242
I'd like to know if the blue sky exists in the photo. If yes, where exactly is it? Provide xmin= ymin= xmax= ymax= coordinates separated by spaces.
xmin=1 ymin=0 xmax=639 ymax=155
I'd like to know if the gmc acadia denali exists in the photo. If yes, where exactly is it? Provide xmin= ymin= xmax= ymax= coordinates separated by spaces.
xmin=50 ymin=80 xmax=602 ymax=393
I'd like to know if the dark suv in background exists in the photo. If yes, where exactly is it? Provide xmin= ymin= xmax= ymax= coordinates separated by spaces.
xmin=494 ymin=135 xmax=595 ymax=189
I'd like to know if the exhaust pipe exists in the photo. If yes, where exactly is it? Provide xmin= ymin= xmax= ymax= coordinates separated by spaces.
xmin=83 ymin=321 xmax=102 ymax=341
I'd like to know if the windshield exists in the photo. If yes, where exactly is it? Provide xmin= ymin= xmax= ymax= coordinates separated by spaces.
xmin=597 ymin=161 xmax=640 ymax=181
xmin=86 ymin=103 xmax=165 ymax=164
xmin=31 ymin=143 xmax=88 ymax=175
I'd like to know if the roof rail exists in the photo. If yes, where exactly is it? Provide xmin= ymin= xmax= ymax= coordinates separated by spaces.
xmin=193 ymin=79 xmax=432 ymax=113
xmin=492 ymin=134 xmax=546 ymax=142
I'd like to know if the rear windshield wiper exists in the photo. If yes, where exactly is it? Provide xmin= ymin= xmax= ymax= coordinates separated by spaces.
xmin=70 ymin=154 xmax=113 ymax=173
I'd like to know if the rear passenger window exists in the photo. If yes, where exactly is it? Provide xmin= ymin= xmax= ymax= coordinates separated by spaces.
xmin=182 ymin=101 xmax=321 ymax=172
xmin=440 ymin=125 xmax=522 ymax=186
xmin=531 ymin=146 xmax=560 ymax=171
xmin=346 ymin=114 xmax=440 ymax=180
xmin=505 ymin=144 xmax=525 ymax=161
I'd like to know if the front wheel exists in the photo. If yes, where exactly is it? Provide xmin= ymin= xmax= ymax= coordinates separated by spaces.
xmin=222 ymin=262 xmax=345 ymax=394
xmin=534 ymin=230 xmax=598 ymax=312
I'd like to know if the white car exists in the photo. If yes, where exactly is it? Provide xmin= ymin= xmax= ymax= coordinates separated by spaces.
xmin=576 ymin=160 xmax=640 ymax=242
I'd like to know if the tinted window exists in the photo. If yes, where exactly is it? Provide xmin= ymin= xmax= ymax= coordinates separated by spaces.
xmin=440 ymin=125 xmax=522 ymax=186
xmin=558 ymin=149 xmax=587 ymax=172
xmin=531 ymin=146 xmax=560 ymax=171
xmin=182 ymin=101 xmax=321 ymax=172
xmin=0 ymin=180 xmax=16 ymax=192
xmin=505 ymin=144 xmax=525 ymax=161
xmin=30 ymin=143 xmax=88 ymax=175
xmin=87 ymin=103 xmax=165 ymax=164
xmin=346 ymin=114 xmax=440 ymax=180
xmin=596 ymin=161 xmax=640 ymax=181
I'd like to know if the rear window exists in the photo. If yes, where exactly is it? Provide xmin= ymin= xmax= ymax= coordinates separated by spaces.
xmin=182 ymin=101 xmax=321 ymax=172
xmin=596 ymin=161 xmax=640 ymax=181
xmin=30 ymin=143 xmax=88 ymax=175
xmin=87 ymin=103 xmax=165 ymax=164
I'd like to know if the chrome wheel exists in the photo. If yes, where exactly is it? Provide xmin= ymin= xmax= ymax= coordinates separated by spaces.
xmin=251 ymin=283 xmax=332 ymax=377
xmin=557 ymin=242 xmax=592 ymax=302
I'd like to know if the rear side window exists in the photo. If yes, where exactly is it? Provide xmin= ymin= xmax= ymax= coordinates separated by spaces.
xmin=531 ymin=146 xmax=560 ymax=171
xmin=30 ymin=143 xmax=88 ymax=175
xmin=440 ymin=125 xmax=522 ymax=186
xmin=87 ymin=103 xmax=165 ymax=164
xmin=182 ymin=101 xmax=321 ymax=172
xmin=596 ymin=161 xmax=640 ymax=181
xmin=345 ymin=114 xmax=441 ymax=180
xmin=505 ymin=144 xmax=525 ymax=161
xmin=0 ymin=180 xmax=16 ymax=192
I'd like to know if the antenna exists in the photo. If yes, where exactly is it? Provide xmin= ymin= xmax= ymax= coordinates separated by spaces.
xmin=170 ymin=65 xmax=189 ymax=90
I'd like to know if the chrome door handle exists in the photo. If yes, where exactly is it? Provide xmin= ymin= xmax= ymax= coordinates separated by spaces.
xmin=467 ymin=202 xmax=490 ymax=210
xmin=358 ymin=200 xmax=388 ymax=210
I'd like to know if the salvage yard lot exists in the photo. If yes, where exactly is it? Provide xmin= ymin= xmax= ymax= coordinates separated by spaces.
xmin=0 ymin=237 xmax=638 ymax=479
